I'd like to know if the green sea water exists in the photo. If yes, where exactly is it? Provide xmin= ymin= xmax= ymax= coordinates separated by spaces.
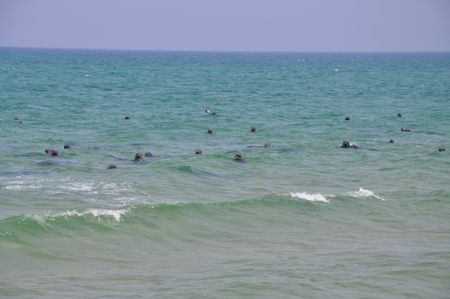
xmin=0 ymin=48 xmax=449 ymax=298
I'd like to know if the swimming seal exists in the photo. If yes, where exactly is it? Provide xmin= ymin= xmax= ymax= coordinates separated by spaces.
xmin=340 ymin=140 xmax=359 ymax=149
xmin=133 ymin=153 xmax=143 ymax=161
xmin=345 ymin=116 xmax=350 ymax=121
xmin=64 ymin=144 xmax=70 ymax=150
xmin=438 ymin=147 xmax=446 ymax=152
xmin=144 ymin=152 xmax=153 ymax=157
xmin=389 ymin=139 xmax=395 ymax=143
xmin=234 ymin=154 xmax=243 ymax=161
xmin=401 ymin=128 xmax=411 ymax=132
xmin=107 ymin=164 xmax=117 ymax=169
xmin=250 ymin=127 xmax=256 ymax=133
xmin=124 ymin=116 xmax=130 ymax=120
xmin=195 ymin=149 xmax=202 ymax=155
xmin=205 ymin=109 xmax=216 ymax=115
xmin=45 ymin=149 xmax=58 ymax=157
xmin=397 ymin=113 xmax=402 ymax=118
xmin=207 ymin=129 xmax=213 ymax=134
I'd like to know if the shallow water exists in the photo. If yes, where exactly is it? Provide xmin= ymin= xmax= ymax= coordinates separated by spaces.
xmin=1 ymin=48 xmax=449 ymax=298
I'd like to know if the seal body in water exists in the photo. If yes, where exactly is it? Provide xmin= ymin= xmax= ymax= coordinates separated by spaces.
xmin=234 ymin=154 xmax=243 ymax=161
xmin=45 ymin=149 xmax=58 ymax=157
xmin=340 ymin=140 xmax=359 ymax=149
xmin=133 ymin=153 xmax=143 ymax=161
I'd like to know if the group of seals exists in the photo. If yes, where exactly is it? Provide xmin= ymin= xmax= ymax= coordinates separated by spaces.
xmin=40 ymin=110 xmax=445 ymax=170
xmin=44 ymin=143 xmax=72 ymax=157
xmin=341 ymin=113 xmax=446 ymax=151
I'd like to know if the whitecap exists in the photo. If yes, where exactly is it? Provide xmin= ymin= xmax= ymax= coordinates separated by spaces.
xmin=346 ymin=188 xmax=384 ymax=200
xmin=288 ymin=192 xmax=329 ymax=203
xmin=51 ymin=208 xmax=130 ymax=221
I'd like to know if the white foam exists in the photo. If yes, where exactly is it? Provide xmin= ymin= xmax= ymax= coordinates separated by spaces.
xmin=346 ymin=188 xmax=384 ymax=200
xmin=54 ymin=208 xmax=129 ymax=221
xmin=288 ymin=192 xmax=329 ymax=203
xmin=3 ymin=184 xmax=42 ymax=191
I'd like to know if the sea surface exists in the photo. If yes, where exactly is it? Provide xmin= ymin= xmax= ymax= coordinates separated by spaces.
xmin=0 ymin=48 xmax=449 ymax=298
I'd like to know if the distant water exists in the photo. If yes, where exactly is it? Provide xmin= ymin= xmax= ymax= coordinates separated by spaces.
xmin=1 ymin=48 xmax=449 ymax=298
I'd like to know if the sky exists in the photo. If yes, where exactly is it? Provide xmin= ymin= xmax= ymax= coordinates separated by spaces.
xmin=0 ymin=0 xmax=449 ymax=52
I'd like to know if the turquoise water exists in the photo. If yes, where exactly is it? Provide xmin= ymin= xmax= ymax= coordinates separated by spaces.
xmin=1 ymin=48 xmax=449 ymax=298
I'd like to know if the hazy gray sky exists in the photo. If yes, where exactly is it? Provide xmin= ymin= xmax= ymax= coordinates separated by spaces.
xmin=1 ymin=0 xmax=449 ymax=52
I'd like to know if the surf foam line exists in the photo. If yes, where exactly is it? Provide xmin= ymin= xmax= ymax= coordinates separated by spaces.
xmin=287 ymin=188 xmax=384 ymax=203
xmin=33 ymin=208 xmax=130 ymax=222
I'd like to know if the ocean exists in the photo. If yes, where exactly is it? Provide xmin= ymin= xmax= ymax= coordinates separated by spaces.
xmin=0 ymin=48 xmax=449 ymax=298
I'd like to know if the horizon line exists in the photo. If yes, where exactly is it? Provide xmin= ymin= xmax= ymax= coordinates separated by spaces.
xmin=1 ymin=45 xmax=450 ymax=55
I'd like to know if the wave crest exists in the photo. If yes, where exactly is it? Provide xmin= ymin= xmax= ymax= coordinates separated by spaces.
xmin=288 ymin=192 xmax=329 ymax=203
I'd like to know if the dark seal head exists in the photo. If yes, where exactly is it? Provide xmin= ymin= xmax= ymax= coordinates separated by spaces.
xmin=341 ymin=140 xmax=350 ymax=148
xmin=144 ymin=152 xmax=153 ymax=157
xmin=340 ymin=140 xmax=359 ymax=149
xmin=438 ymin=147 xmax=446 ymax=152
xmin=195 ymin=149 xmax=202 ymax=155
xmin=250 ymin=127 xmax=256 ymax=133
xmin=133 ymin=153 xmax=143 ymax=161
xmin=124 ymin=116 xmax=130 ymax=120
xmin=107 ymin=164 xmax=117 ymax=170
xmin=45 ymin=149 xmax=58 ymax=157
xmin=389 ymin=139 xmax=395 ymax=143
xmin=401 ymin=127 xmax=411 ymax=132
xmin=234 ymin=154 xmax=243 ymax=162
xmin=64 ymin=144 xmax=70 ymax=150
xmin=345 ymin=116 xmax=350 ymax=121
xmin=207 ymin=128 xmax=213 ymax=134
xmin=397 ymin=113 xmax=402 ymax=118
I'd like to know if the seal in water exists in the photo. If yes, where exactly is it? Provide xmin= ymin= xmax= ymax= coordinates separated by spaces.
xmin=397 ymin=113 xmax=402 ymax=118
xmin=45 ymin=149 xmax=58 ymax=157
xmin=124 ymin=116 xmax=130 ymax=120
xmin=438 ymin=147 xmax=446 ymax=152
xmin=133 ymin=153 xmax=143 ymax=161
xmin=389 ymin=139 xmax=395 ymax=143
xmin=340 ymin=140 xmax=359 ymax=149
xmin=234 ymin=154 xmax=243 ymax=161
xmin=195 ymin=149 xmax=202 ymax=155
xmin=345 ymin=116 xmax=350 ymax=121
xmin=64 ymin=144 xmax=70 ymax=150
xmin=144 ymin=152 xmax=153 ymax=157
xmin=401 ymin=128 xmax=411 ymax=132
xmin=107 ymin=164 xmax=117 ymax=169
xmin=250 ymin=127 xmax=256 ymax=133
xmin=207 ymin=128 xmax=213 ymax=134
xmin=264 ymin=143 xmax=271 ymax=147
